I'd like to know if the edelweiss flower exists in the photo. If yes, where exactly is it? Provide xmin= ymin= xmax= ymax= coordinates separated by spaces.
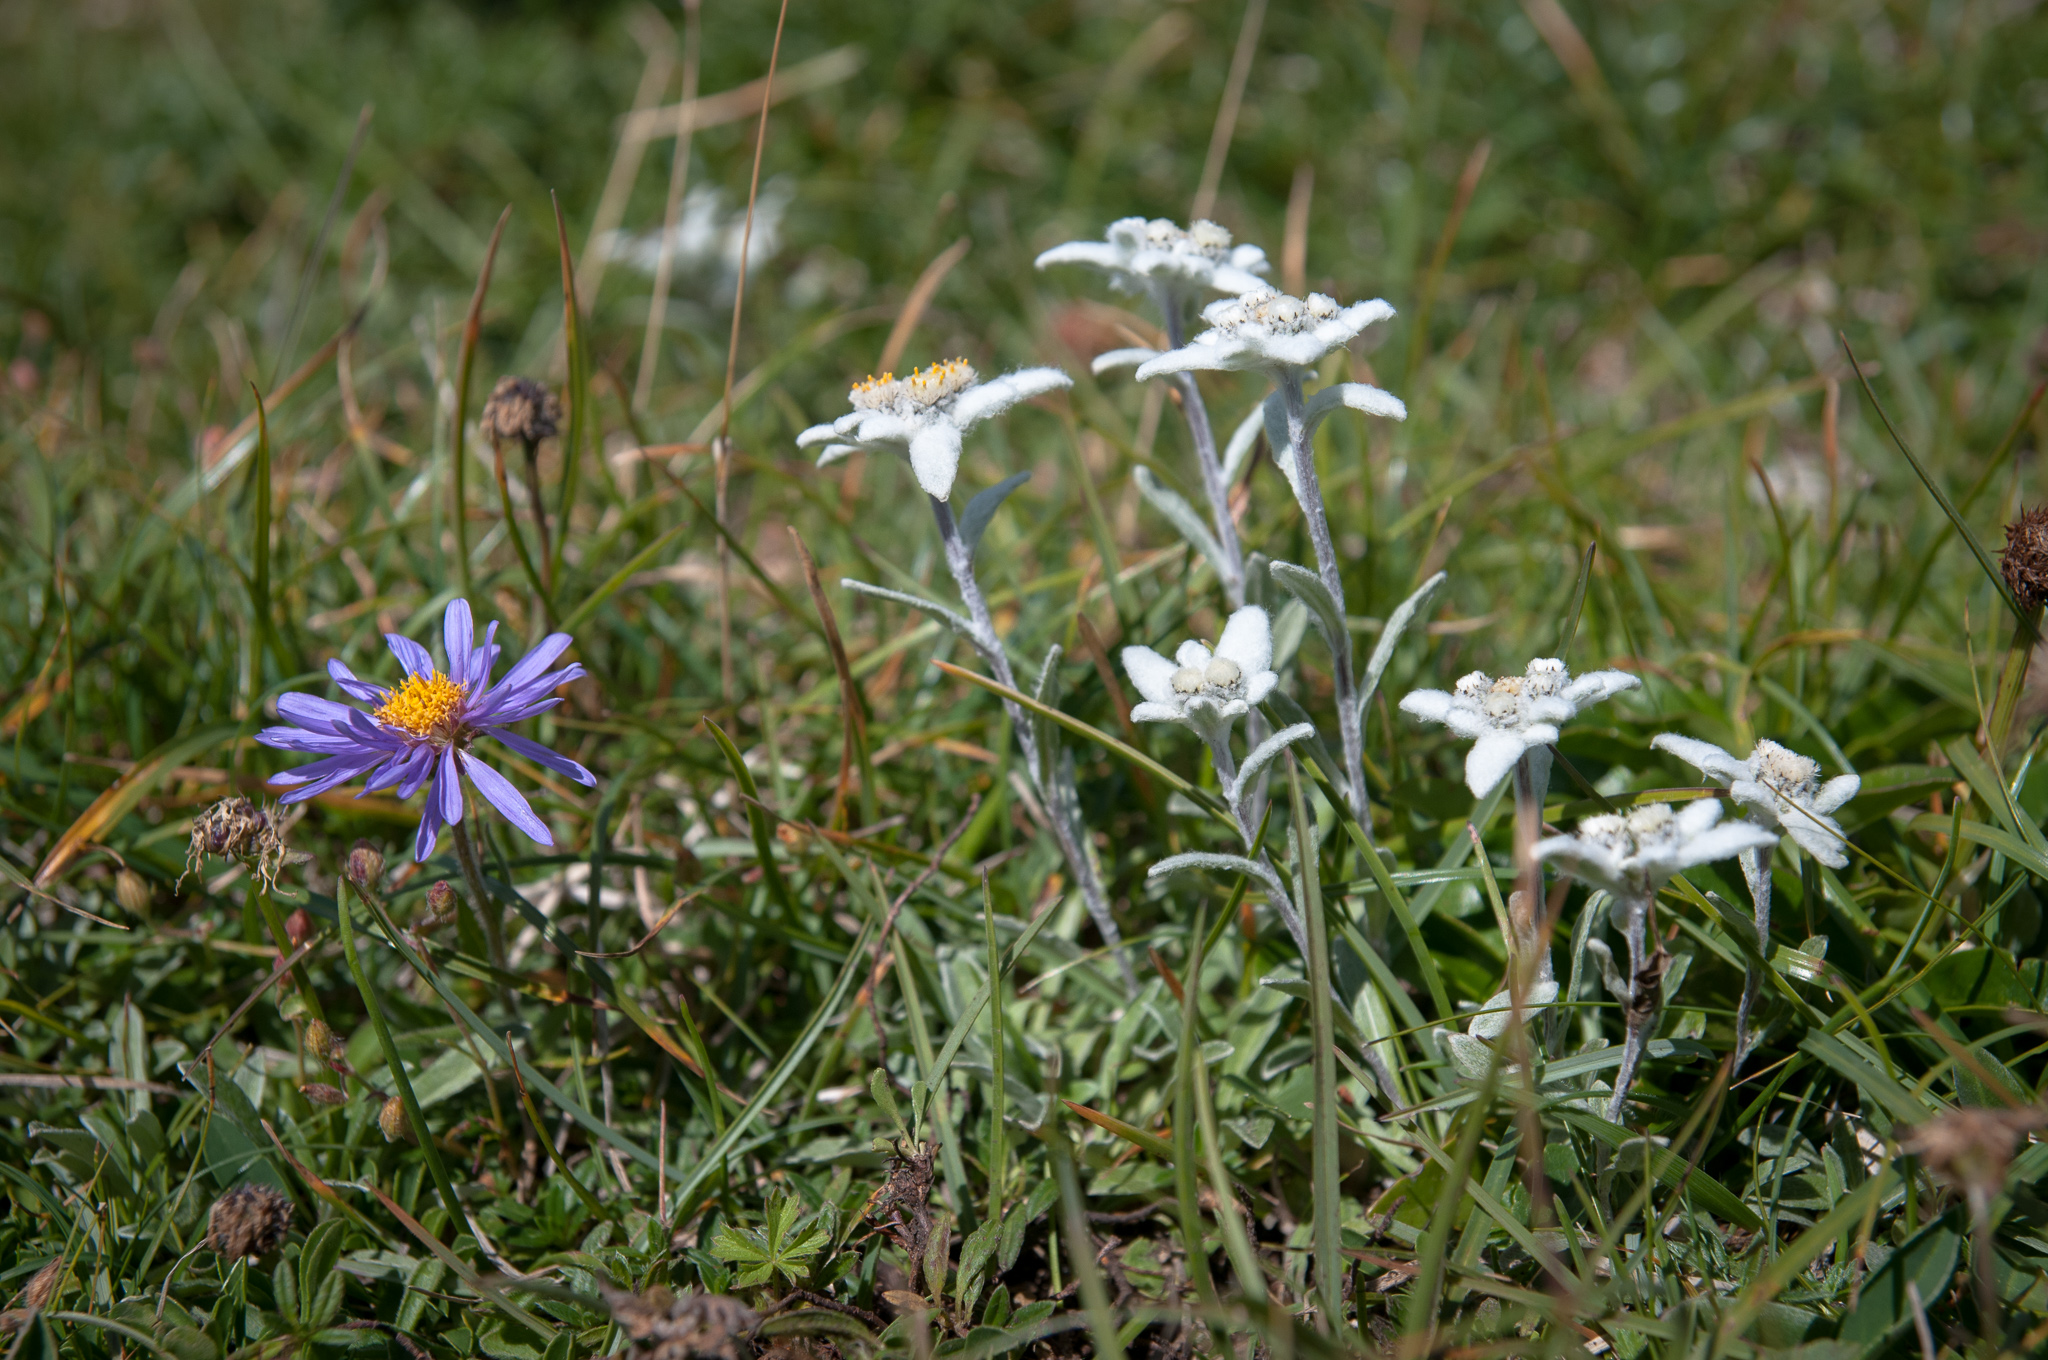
xmin=258 ymin=599 xmax=596 ymax=862
xmin=1034 ymin=217 xmax=1269 ymax=305
xmin=1121 ymin=606 xmax=1277 ymax=743
xmin=1135 ymin=286 xmax=1395 ymax=380
xmin=797 ymin=359 xmax=1071 ymax=502
xmin=1399 ymin=658 xmax=1640 ymax=796
xmin=1650 ymin=735 xmax=1859 ymax=867
xmin=1535 ymin=801 xmax=1778 ymax=900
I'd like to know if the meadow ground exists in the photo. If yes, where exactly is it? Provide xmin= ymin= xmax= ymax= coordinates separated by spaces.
xmin=5 ymin=1 xmax=2048 ymax=1356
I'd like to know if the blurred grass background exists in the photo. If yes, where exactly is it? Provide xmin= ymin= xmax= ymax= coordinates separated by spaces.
xmin=7 ymin=0 xmax=2048 ymax=1352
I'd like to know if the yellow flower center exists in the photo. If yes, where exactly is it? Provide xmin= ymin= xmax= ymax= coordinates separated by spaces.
xmin=374 ymin=670 xmax=467 ymax=738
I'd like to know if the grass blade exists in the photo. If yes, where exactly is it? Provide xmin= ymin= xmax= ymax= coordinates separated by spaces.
xmin=1286 ymin=756 xmax=1342 ymax=1328
xmin=450 ymin=206 xmax=511 ymax=597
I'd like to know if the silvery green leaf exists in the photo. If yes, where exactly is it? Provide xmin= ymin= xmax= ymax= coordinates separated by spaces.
xmin=1468 ymin=981 xmax=1560 ymax=1040
xmin=840 ymin=578 xmax=978 ymax=643
xmin=1357 ymin=570 xmax=1447 ymax=722
xmin=1151 ymin=850 xmax=1291 ymax=906
xmin=1272 ymin=597 xmax=1309 ymax=672
xmin=1031 ymin=646 xmax=1064 ymax=786
xmin=1220 ymin=402 xmax=1265 ymax=486
xmin=1262 ymin=688 xmax=1345 ymax=792
xmin=1133 ymin=466 xmax=1224 ymax=572
xmin=960 ymin=471 xmax=1032 ymax=561
xmin=1236 ymin=723 xmax=1317 ymax=801
xmin=1243 ymin=552 xmax=1272 ymax=610
xmin=1443 ymin=1031 xmax=1499 ymax=1080
xmin=1259 ymin=969 xmax=1309 ymax=1000
xmin=1261 ymin=391 xmax=1306 ymax=512
xmin=1585 ymin=938 xmax=1630 ymax=1002
xmin=1303 ymin=382 xmax=1408 ymax=433
xmin=1269 ymin=560 xmax=1349 ymax=662
xmin=1165 ymin=791 xmax=1209 ymax=818
xmin=1224 ymin=1113 xmax=1275 ymax=1149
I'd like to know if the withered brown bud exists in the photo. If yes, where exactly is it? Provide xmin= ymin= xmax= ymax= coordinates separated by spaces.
xmin=2003 ymin=507 xmax=2048 ymax=610
xmin=206 ymin=1185 xmax=292 ymax=1259
xmin=379 ymin=1097 xmax=411 ymax=1142
xmin=346 ymin=841 xmax=385 ymax=892
xmin=420 ymin=880 xmax=458 ymax=929
xmin=478 ymin=376 xmax=561 ymax=448
xmin=20 ymin=1259 xmax=61 ymax=1310
xmin=189 ymin=797 xmax=270 ymax=863
xmin=114 ymin=869 xmax=152 ymax=918
xmin=285 ymin=908 xmax=316 ymax=947
xmin=300 ymin=1082 xmax=348 ymax=1106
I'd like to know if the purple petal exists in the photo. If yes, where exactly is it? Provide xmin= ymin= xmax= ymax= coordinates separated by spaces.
xmin=256 ymin=725 xmax=366 ymax=753
xmin=364 ymin=744 xmax=433 ymax=795
xmin=469 ymin=621 xmax=500 ymax=691
xmin=277 ymin=692 xmax=362 ymax=732
xmin=462 ymin=753 xmax=554 ymax=847
xmin=414 ymin=801 xmax=443 ymax=862
xmin=444 ymin=599 xmax=475 ymax=685
xmin=475 ymin=695 xmax=563 ymax=726
xmin=386 ymin=633 xmax=434 ymax=678
xmin=438 ymin=747 xmax=464 ymax=825
xmin=394 ymin=746 xmax=439 ymax=799
xmin=327 ymin=658 xmax=386 ymax=704
xmin=269 ymin=751 xmax=389 ymax=801
xmin=495 ymin=634 xmax=573 ymax=696
xmin=488 ymin=728 xmax=597 ymax=787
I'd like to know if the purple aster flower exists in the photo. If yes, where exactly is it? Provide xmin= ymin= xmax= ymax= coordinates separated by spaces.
xmin=257 ymin=598 xmax=597 ymax=861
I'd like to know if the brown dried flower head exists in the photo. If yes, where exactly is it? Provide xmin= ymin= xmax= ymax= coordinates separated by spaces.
xmin=207 ymin=1184 xmax=293 ymax=1259
xmin=183 ymin=797 xmax=304 ymax=891
xmin=379 ymin=1096 xmax=411 ymax=1142
xmin=299 ymin=1082 xmax=348 ymax=1106
xmin=601 ymin=1285 xmax=758 ymax=1360
xmin=1902 ymin=1104 xmax=2048 ymax=1197
xmin=479 ymin=376 xmax=562 ymax=448
xmin=304 ymin=1018 xmax=344 ymax=1066
xmin=2002 ymin=507 xmax=2048 ymax=610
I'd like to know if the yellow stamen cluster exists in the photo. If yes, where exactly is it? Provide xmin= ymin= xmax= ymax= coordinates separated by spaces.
xmin=846 ymin=359 xmax=977 ymax=413
xmin=374 ymin=670 xmax=467 ymax=738
xmin=903 ymin=358 xmax=976 ymax=403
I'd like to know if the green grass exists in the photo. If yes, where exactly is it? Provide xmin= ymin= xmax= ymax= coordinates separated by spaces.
xmin=5 ymin=0 xmax=2048 ymax=1356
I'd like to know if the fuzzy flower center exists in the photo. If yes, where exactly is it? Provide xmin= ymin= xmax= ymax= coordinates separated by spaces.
xmin=1169 ymin=655 xmax=1243 ymax=701
xmin=1578 ymin=802 xmax=1678 ymax=859
xmin=1133 ymin=217 xmax=1233 ymax=260
xmin=848 ymin=359 xmax=977 ymax=414
xmin=375 ymin=671 xmax=468 ymax=739
xmin=1751 ymin=740 xmax=1820 ymax=800
xmin=1455 ymin=658 xmax=1572 ymax=727
xmin=1205 ymin=286 xmax=1342 ymax=337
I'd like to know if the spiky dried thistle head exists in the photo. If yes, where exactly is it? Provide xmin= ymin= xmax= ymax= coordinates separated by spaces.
xmin=479 ymin=376 xmax=561 ymax=448
xmin=207 ymin=1184 xmax=292 ymax=1259
xmin=2001 ymin=507 xmax=2048 ymax=610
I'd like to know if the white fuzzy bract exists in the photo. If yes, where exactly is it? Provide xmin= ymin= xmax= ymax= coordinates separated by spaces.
xmin=1535 ymin=800 xmax=1778 ymax=899
xmin=1651 ymin=734 xmax=1859 ymax=867
xmin=1121 ymin=606 xmax=1278 ymax=743
xmin=797 ymin=359 xmax=1072 ymax=502
xmin=1035 ymin=217 xmax=1270 ymax=302
xmin=1135 ymin=286 xmax=1395 ymax=380
xmin=1399 ymin=658 xmax=1640 ymax=796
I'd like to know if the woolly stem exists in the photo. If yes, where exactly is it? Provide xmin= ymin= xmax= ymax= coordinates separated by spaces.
xmin=1160 ymin=295 xmax=1244 ymax=606
xmin=1734 ymin=844 xmax=1773 ymax=1071
xmin=931 ymin=496 xmax=1130 ymax=982
xmin=1277 ymin=371 xmax=1367 ymax=821
xmin=1605 ymin=890 xmax=1660 ymax=1124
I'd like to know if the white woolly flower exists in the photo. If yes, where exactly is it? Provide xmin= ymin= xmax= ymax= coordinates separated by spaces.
xmin=1399 ymin=658 xmax=1640 ymax=797
xmin=1035 ymin=216 xmax=1270 ymax=303
xmin=1121 ymin=606 xmax=1278 ymax=743
xmin=797 ymin=359 xmax=1071 ymax=502
xmin=1135 ymin=286 xmax=1396 ymax=380
xmin=1650 ymin=735 xmax=1859 ymax=868
xmin=1535 ymin=800 xmax=1778 ymax=900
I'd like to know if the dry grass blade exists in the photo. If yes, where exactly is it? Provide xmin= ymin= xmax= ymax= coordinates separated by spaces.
xmin=878 ymin=237 xmax=970 ymax=376
xmin=451 ymin=205 xmax=512 ymax=595
xmin=634 ymin=0 xmax=700 ymax=414
xmin=789 ymin=527 xmax=873 ymax=826
xmin=1190 ymin=0 xmax=1266 ymax=221
xmin=35 ymin=723 xmax=238 ymax=887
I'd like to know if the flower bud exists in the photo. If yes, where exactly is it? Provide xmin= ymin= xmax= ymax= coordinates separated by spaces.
xmin=304 ymin=1018 xmax=341 ymax=1066
xmin=378 ymin=1096 xmax=411 ymax=1142
xmin=285 ymin=909 xmax=316 ymax=947
xmin=478 ymin=376 xmax=561 ymax=447
xmin=299 ymin=1082 xmax=347 ymax=1106
xmin=114 ymin=869 xmax=152 ymax=918
xmin=420 ymin=880 xmax=457 ymax=929
xmin=345 ymin=841 xmax=385 ymax=892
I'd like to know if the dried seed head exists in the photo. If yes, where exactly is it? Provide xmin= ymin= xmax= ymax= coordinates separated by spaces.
xmin=20 ymin=1259 xmax=61 ymax=1310
xmin=2003 ymin=507 xmax=2048 ymax=610
xmin=113 ymin=869 xmax=152 ymax=917
xmin=184 ymin=796 xmax=303 ymax=892
xmin=478 ymin=376 xmax=562 ymax=447
xmin=602 ymin=1284 xmax=759 ymax=1360
xmin=207 ymin=1185 xmax=292 ymax=1259
xmin=299 ymin=1082 xmax=348 ymax=1106
xmin=1902 ymin=1105 xmax=2048 ymax=1196
xmin=346 ymin=841 xmax=385 ymax=892
xmin=379 ymin=1096 xmax=411 ymax=1142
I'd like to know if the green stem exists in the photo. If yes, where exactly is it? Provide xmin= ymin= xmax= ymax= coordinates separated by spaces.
xmin=451 ymin=811 xmax=506 ymax=970
xmin=982 ymin=873 xmax=1006 ymax=1226
xmin=337 ymin=878 xmax=464 ymax=1233
xmin=1286 ymin=758 xmax=1342 ymax=1331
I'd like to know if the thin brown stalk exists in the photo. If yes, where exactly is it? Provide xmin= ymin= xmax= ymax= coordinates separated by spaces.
xmin=1190 ymin=0 xmax=1266 ymax=221
xmin=578 ymin=10 xmax=679 ymax=305
xmin=878 ymin=237 xmax=971 ymax=375
xmin=452 ymin=207 xmax=512 ymax=596
xmin=789 ymin=526 xmax=871 ymax=826
xmin=634 ymin=0 xmax=701 ymax=413
xmin=1404 ymin=138 xmax=1491 ymax=388
xmin=1282 ymin=163 xmax=1314 ymax=296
